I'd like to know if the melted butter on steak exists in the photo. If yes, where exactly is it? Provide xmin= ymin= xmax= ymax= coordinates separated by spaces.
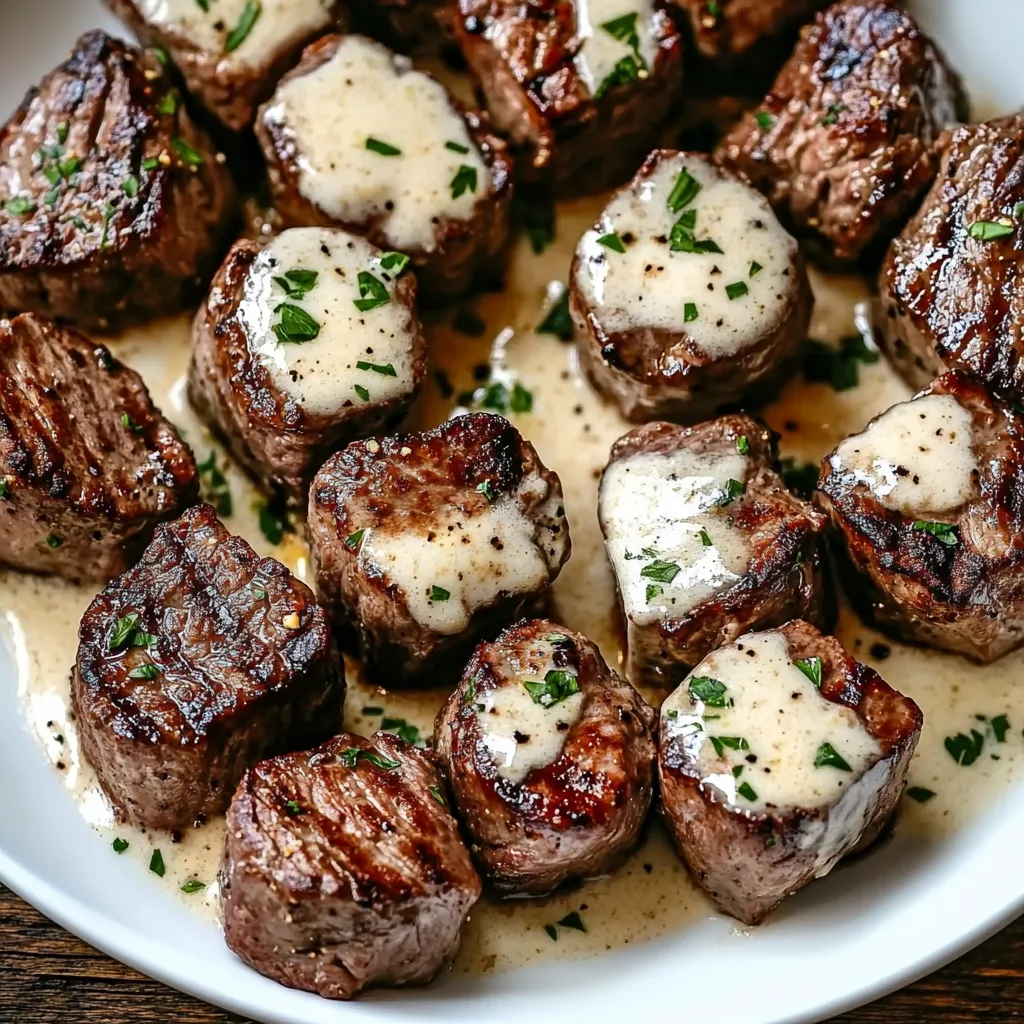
xmin=829 ymin=393 xmax=977 ymax=516
xmin=662 ymin=630 xmax=882 ymax=814
xmin=573 ymin=0 xmax=658 ymax=98
xmin=236 ymin=226 xmax=420 ymax=416
xmin=262 ymin=35 xmax=490 ymax=252
xmin=574 ymin=153 xmax=799 ymax=359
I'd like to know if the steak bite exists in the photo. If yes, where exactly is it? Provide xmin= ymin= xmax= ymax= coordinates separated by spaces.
xmin=256 ymin=34 xmax=513 ymax=304
xmin=434 ymin=619 xmax=656 ymax=896
xmin=878 ymin=113 xmax=1024 ymax=401
xmin=0 ymin=313 xmax=198 ymax=584
xmin=819 ymin=371 xmax=1024 ymax=664
xmin=599 ymin=416 xmax=829 ymax=689
xmin=189 ymin=226 xmax=427 ymax=506
xmin=220 ymin=731 xmax=480 ymax=1000
xmin=0 ymin=30 xmax=237 ymax=333
xmin=103 ymin=0 xmax=342 ymax=131
xmin=454 ymin=0 xmax=683 ymax=196
xmin=571 ymin=150 xmax=812 ymax=424
xmin=73 ymin=504 xmax=343 ymax=831
xmin=658 ymin=620 xmax=922 ymax=925
xmin=308 ymin=413 xmax=570 ymax=686
xmin=714 ymin=0 xmax=966 ymax=268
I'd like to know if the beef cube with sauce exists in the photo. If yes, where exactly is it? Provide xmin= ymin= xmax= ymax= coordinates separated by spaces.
xmin=570 ymin=150 xmax=813 ymax=423
xmin=0 ymin=313 xmax=199 ymax=584
xmin=72 ymin=504 xmax=344 ymax=831
xmin=103 ymin=0 xmax=343 ymax=131
xmin=658 ymin=620 xmax=922 ymax=925
xmin=434 ymin=618 xmax=656 ymax=895
xmin=256 ymin=34 xmax=513 ymax=304
xmin=308 ymin=413 xmax=570 ymax=686
xmin=0 ymin=31 xmax=237 ymax=333
xmin=454 ymin=0 xmax=684 ymax=196
xmin=819 ymin=371 xmax=1024 ymax=664
xmin=599 ymin=415 xmax=829 ymax=689
xmin=877 ymin=113 xmax=1024 ymax=403
xmin=189 ymin=226 xmax=427 ymax=507
xmin=220 ymin=731 xmax=481 ymax=999
xmin=714 ymin=0 xmax=966 ymax=269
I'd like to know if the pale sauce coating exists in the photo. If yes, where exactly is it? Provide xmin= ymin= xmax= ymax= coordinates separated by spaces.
xmin=574 ymin=154 xmax=799 ymax=358
xmin=600 ymin=448 xmax=751 ymax=627
xmin=263 ymin=36 xmax=489 ymax=253
xmin=238 ymin=226 xmax=420 ymax=416
xmin=136 ymin=0 xmax=334 ymax=68
xmin=829 ymin=393 xmax=978 ymax=516
xmin=573 ymin=0 xmax=657 ymax=98
xmin=662 ymin=631 xmax=882 ymax=813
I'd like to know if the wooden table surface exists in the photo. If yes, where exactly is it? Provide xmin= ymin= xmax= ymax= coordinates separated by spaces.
xmin=2 ymin=886 xmax=1020 ymax=1023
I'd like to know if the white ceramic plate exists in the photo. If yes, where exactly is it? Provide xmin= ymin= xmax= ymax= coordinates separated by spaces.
xmin=3 ymin=3 xmax=1024 ymax=1022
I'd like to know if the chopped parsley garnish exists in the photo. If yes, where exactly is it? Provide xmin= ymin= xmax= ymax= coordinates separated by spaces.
xmin=945 ymin=729 xmax=985 ymax=766
xmin=356 ymin=360 xmax=397 ymax=376
xmin=197 ymin=451 xmax=232 ymax=517
xmin=735 ymin=434 xmax=750 ymax=455
xmin=725 ymin=281 xmax=749 ymax=300
xmin=558 ymin=911 xmax=586 ymax=932
xmin=45 ymin=534 xmax=63 ymax=549
xmin=112 ymin=837 xmax=129 ymax=853
xmin=149 ymin=849 xmax=166 ymax=877
xmin=156 ymin=90 xmax=179 ymax=116
xmin=273 ymin=302 xmax=320 ymax=344
xmin=640 ymin=558 xmax=680 ymax=584
xmin=698 ymin=527 xmax=712 ymax=547
xmin=670 ymin=219 xmax=723 ymax=254
xmin=121 ymin=174 xmax=140 ymax=198
xmin=445 ymin=140 xmax=470 ymax=154
xmin=802 ymin=335 xmax=879 ymax=391
xmin=354 ymin=384 xmax=370 ymax=401
xmin=706 ymin=1 xmax=721 ymax=16
xmin=284 ymin=801 xmax=302 ymax=817
xmin=180 ymin=879 xmax=206 ymax=894
xmin=0 ymin=481 xmax=9 ymax=500
xmin=99 ymin=202 xmax=116 ymax=249
xmin=668 ymin=168 xmax=701 ymax=214
xmin=515 ymin=192 xmax=556 ymax=254
xmin=382 ymin=717 xmax=423 ymax=746
xmin=646 ymin=584 xmax=663 ymax=603
xmin=749 ymin=261 xmax=763 ymax=277
xmin=794 ymin=657 xmax=822 ymax=688
xmin=354 ymin=271 xmax=390 ymax=312
xmin=274 ymin=268 xmax=318 ymax=299
xmin=715 ymin=478 xmax=746 ymax=507
xmin=450 ymin=164 xmax=478 ymax=198
xmin=545 ymin=924 xmax=558 ymax=941
xmin=470 ymin=379 xmax=533 ymax=415
xmin=476 ymin=479 xmax=495 ymax=502
xmin=595 ymin=54 xmax=642 ymax=99
xmin=344 ymin=529 xmax=365 ymax=551
xmin=814 ymin=742 xmax=852 ymax=771
xmin=523 ymin=669 xmax=580 ymax=709
xmin=906 ymin=786 xmax=936 ymax=803
xmin=594 ymin=14 xmax=646 ymax=98
xmin=992 ymin=714 xmax=1010 ymax=743
xmin=109 ymin=613 xmax=141 ymax=651
xmin=379 ymin=251 xmax=409 ymax=275
xmin=171 ymin=138 xmax=204 ymax=167
xmin=4 ymin=197 xmax=35 ymax=215
xmin=968 ymin=220 xmax=1014 ymax=241
xmin=252 ymin=589 xmax=266 ymax=600
xmin=709 ymin=735 xmax=749 ymax=757
xmin=429 ymin=784 xmax=447 ymax=807
xmin=688 ymin=676 xmax=730 ymax=707
xmin=597 ymin=232 xmax=626 ymax=253
xmin=736 ymin=781 xmax=758 ymax=801
xmin=429 ymin=585 xmax=450 ymax=602
xmin=57 ymin=156 xmax=80 ymax=179
xmin=55 ymin=122 xmax=69 ymax=144
xmin=339 ymin=747 xmax=401 ymax=770
xmin=225 ymin=1 xmax=262 ymax=52
xmin=911 ymin=520 xmax=958 ymax=546
xmin=256 ymin=497 xmax=291 ymax=546
xmin=821 ymin=103 xmax=845 ymax=126
xmin=128 ymin=664 xmax=160 ymax=680
xmin=537 ymin=289 xmax=573 ymax=340
xmin=755 ymin=111 xmax=774 ymax=130
xmin=781 ymin=457 xmax=819 ymax=498
xmin=684 ymin=302 xmax=698 ymax=323
xmin=121 ymin=412 xmax=142 ymax=433
xmin=142 ymin=157 xmax=160 ymax=171
xmin=365 ymin=137 xmax=402 ymax=157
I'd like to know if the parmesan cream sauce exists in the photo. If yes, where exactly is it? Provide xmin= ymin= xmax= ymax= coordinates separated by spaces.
xmin=3 ymin=196 xmax=1024 ymax=977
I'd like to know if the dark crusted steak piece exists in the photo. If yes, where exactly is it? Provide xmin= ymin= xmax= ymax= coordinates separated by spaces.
xmin=73 ymin=504 xmax=343 ymax=830
xmin=877 ymin=113 xmax=1024 ymax=403
xmin=256 ymin=33 xmax=513 ymax=304
xmin=819 ymin=371 xmax=1024 ymax=663
xmin=434 ymin=618 xmax=656 ymax=895
xmin=658 ymin=619 xmax=922 ymax=924
xmin=0 ymin=313 xmax=198 ymax=584
xmin=0 ymin=30 xmax=237 ymax=333
xmin=454 ymin=0 xmax=684 ymax=196
xmin=188 ymin=226 xmax=427 ymax=507
xmin=714 ymin=0 xmax=966 ymax=268
xmin=103 ymin=0 xmax=342 ymax=131
xmin=220 ymin=731 xmax=480 ymax=999
xmin=571 ymin=150 xmax=812 ymax=423
xmin=308 ymin=412 xmax=570 ymax=686
xmin=599 ymin=416 xmax=830 ymax=689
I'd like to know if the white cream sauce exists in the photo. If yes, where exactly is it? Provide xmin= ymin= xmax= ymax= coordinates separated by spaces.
xmin=263 ymin=36 xmax=489 ymax=253
xmin=829 ymin=393 xmax=978 ymax=516
xmin=573 ymin=153 xmax=799 ymax=359
xmin=237 ymin=226 xmax=420 ymax=416
xmin=573 ymin=0 xmax=657 ymax=99
xmin=137 ymin=0 xmax=334 ymax=70
xmin=600 ymin=447 xmax=752 ymax=627
xmin=663 ymin=631 xmax=882 ymax=813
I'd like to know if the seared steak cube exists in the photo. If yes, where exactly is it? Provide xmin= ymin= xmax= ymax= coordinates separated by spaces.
xmin=819 ymin=371 xmax=1024 ymax=663
xmin=308 ymin=413 xmax=570 ymax=686
xmin=0 ymin=313 xmax=198 ymax=584
xmin=658 ymin=620 xmax=922 ymax=925
xmin=73 ymin=504 xmax=343 ymax=831
xmin=0 ymin=31 xmax=237 ymax=333
xmin=878 ymin=113 xmax=1024 ymax=402
xmin=599 ymin=416 xmax=829 ymax=688
xmin=571 ymin=150 xmax=812 ymax=423
xmin=256 ymin=34 xmax=513 ymax=304
xmin=103 ymin=0 xmax=342 ymax=131
xmin=434 ymin=619 xmax=656 ymax=895
xmin=454 ymin=0 xmax=683 ymax=196
xmin=220 ymin=731 xmax=480 ymax=999
xmin=714 ymin=0 xmax=966 ymax=268
xmin=189 ymin=226 xmax=427 ymax=506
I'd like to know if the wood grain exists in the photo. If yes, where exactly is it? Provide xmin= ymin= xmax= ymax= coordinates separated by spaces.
xmin=0 ymin=885 xmax=1019 ymax=1022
